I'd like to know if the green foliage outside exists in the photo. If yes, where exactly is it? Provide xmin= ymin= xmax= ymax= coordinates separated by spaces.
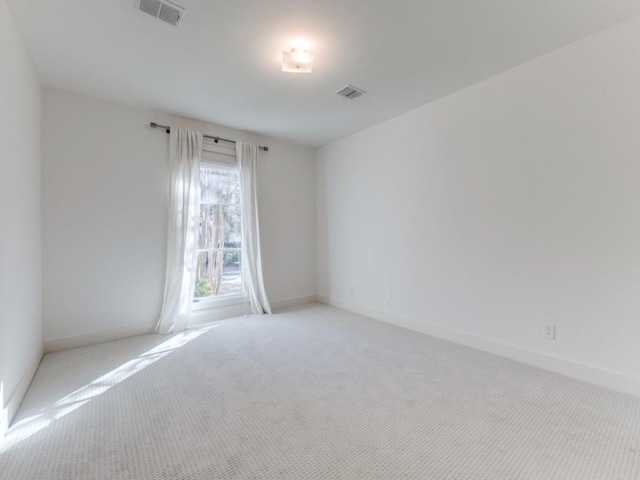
xmin=194 ymin=278 xmax=214 ymax=298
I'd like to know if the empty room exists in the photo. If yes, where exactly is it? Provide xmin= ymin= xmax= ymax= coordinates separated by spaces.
xmin=1 ymin=0 xmax=640 ymax=478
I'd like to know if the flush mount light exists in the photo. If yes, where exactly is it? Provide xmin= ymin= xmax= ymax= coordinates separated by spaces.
xmin=282 ymin=48 xmax=314 ymax=73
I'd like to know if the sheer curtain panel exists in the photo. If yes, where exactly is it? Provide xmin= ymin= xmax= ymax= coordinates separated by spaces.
xmin=155 ymin=128 xmax=203 ymax=333
xmin=237 ymin=142 xmax=272 ymax=315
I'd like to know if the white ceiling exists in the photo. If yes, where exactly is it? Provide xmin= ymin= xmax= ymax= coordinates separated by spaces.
xmin=7 ymin=0 xmax=640 ymax=146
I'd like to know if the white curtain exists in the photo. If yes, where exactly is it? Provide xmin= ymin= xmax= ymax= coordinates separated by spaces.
xmin=237 ymin=142 xmax=272 ymax=314
xmin=155 ymin=128 xmax=203 ymax=333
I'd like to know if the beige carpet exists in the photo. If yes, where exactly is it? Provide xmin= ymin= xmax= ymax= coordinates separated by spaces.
xmin=1 ymin=303 xmax=639 ymax=479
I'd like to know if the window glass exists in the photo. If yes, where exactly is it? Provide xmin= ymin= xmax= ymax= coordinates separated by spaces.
xmin=195 ymin=166 xmax=243 ymax=299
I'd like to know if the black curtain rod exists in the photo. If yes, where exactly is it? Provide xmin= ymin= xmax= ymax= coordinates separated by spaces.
xmin=150 ymin=122 xmax=269 ymax=152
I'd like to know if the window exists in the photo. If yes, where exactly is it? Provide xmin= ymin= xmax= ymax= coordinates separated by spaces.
xmin=194 ymin=163 xmax=243 ymax=301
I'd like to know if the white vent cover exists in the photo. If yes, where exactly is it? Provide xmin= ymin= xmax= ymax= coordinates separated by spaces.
xmin=136 ymin=0 xmax=184 ymax=26
xmin=337 ymin=84 xmax=366 ymax=99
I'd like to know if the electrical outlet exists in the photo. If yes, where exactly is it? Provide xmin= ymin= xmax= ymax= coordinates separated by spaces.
xmin=544 ymin=323 xmax=556 ymax=340
xmin=386 ymin=291 xmax=392 ymax=300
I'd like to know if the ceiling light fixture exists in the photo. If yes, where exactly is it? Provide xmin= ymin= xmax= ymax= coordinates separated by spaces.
xmin=282 ymin=48 xmax=314 ymax=73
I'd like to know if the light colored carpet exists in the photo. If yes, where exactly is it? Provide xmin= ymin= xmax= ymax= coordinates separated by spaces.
xmin=1 ymin=303 xmax=639 ymax=479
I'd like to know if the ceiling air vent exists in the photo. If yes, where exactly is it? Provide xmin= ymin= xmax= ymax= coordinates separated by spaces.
xmin=136 ymin=0 xmax=184 ymax=26
xmin=336 ymin=84 xmax=366 ymax=100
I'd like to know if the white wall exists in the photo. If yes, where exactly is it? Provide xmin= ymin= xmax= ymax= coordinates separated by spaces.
xmin=317 ymin=17 xmax=640 ymax=393
xmin=42 ymin=89 xmax=316 ymax=348
xmin=0 ymin=0 xmax=42 ymax=437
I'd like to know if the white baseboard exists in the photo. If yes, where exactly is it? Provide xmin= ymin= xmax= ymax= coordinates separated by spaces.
xmin=317 ymin=295 xmax=640 ymax=398
xmin=43 ymin=295 xmax=318 ymax=353
xmin=1 ymin=346 xmax=43 ymax=443
xmin=44 ymin=322 xmax=156 ymax=353
xmin=270 ymin=294 xmax=317 ymax=312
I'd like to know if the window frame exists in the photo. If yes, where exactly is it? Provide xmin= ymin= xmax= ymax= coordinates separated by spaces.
xmin=192 ymin=160 xmax=248 ymax=311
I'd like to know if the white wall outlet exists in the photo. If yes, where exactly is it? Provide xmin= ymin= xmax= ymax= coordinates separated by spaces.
xmin=386 ymin=290 xmax=392 ymax=300
xmin=544 ymin=323 xmax=556 ymax=340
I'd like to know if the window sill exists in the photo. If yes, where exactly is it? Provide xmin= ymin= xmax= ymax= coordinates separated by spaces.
xmin=191 ymin=293 xmax=249 ymax=311
xmin=189 ymin=295 xmax=250 ymax=328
